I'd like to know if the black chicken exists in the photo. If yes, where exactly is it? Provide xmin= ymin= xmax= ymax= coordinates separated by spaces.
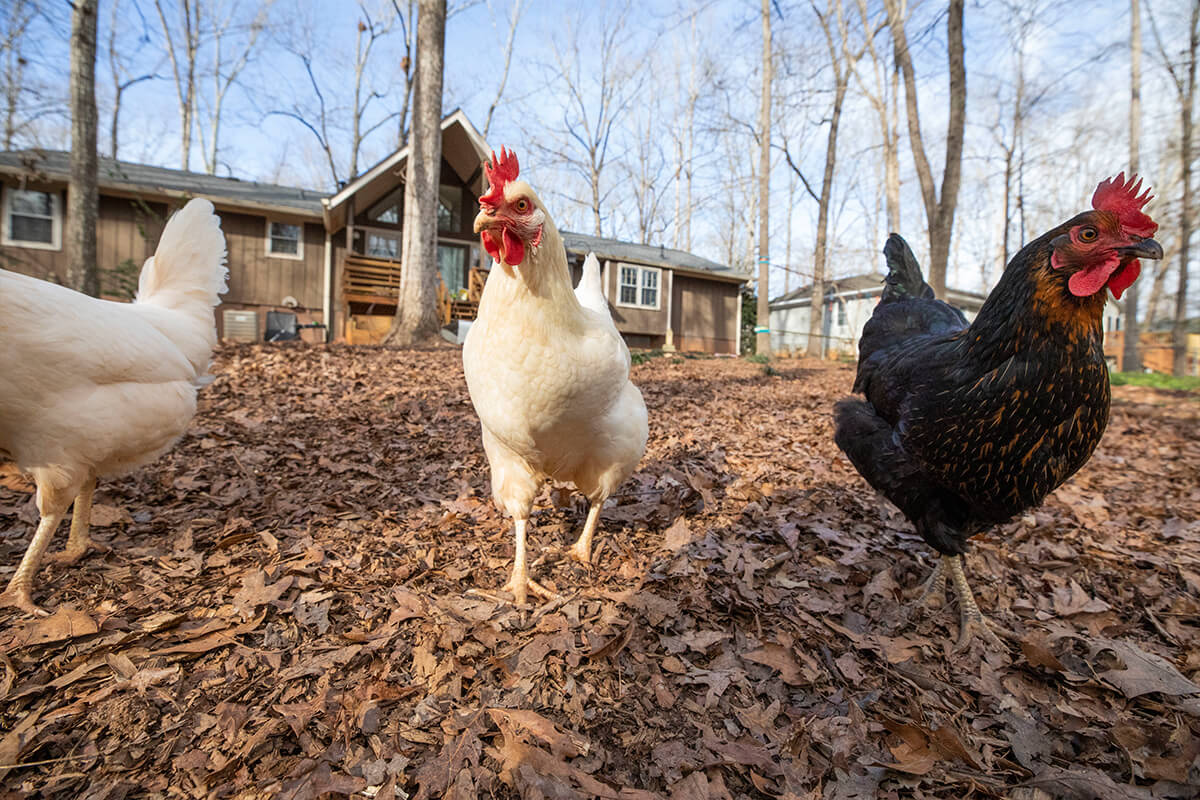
xmin=834 ymin=174 xmax=1163 ymax=648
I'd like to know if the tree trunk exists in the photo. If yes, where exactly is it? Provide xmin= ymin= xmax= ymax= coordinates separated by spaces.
xmin=887 ymin=0 xmax=966 ymax=297
xmin=805 ymin=78 xmax=847 ymax=359
xmin=67 ymin=0 xmax=99 ymax=297
xmin=385 ymin=0 xmax=446 ymax=347
xmin=1175 ymin=26 xmax=1195 ymax=376
xmin=1124 ymin=0 xmax=1144 ymax=373
xmin=756 ymin=0 xmax=772 ymax=356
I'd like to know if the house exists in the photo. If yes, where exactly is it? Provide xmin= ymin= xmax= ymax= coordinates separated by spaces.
xmin=768 ymin=272 xmax=990 ymax=358
xmin=0 ymin=110 xmax=748 ymax=353
xmin=770 ymin=271 xmax=1129 ymax=363
xmin=0 ymin=148 xmax=329 ymax=342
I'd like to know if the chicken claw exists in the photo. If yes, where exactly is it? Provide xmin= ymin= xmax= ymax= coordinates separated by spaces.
xmin=0 ymin=586 xmax=49 ymax=617
xmin=45 ymin=478 xmax=102 ymax=565
xmin=906 ymin=556 xmax=948 ymax=612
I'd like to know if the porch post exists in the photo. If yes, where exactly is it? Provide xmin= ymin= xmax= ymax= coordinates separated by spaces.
xmin=323 ymin=230 xmax=333 ymax=343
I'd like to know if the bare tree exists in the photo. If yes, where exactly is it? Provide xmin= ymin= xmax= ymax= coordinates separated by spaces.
xmin=670 ymin=13 xmax=703 ymax=251
xmin=783 ymin=0 xmax=866 ymax=358
xmin=348 ymin=5 xmax=397 ymax=179
xmin=107 ymin=0 xmax=158 ymax=160
xmin=154 ymin=0 xmax=200 ymax=170
xmin=68 ymin=0 xmax=100 ymax=297
xmin=481 ymin=0 xmax=524 ymax=139
xmin=756 ymin=0 xmax=773 ymax=356
xmin=1149 ymin=0 xmax=1198 ymax=375
xmin=385 ymin=0 xmax=446 ymax=345
xmin=268 ymin=2 xmax=403 ymax=187
xmin=1125 ymin=0 xmax=1145 ymax=372
xmin=849 ymin=0 xmax=899 ymax=232
xmin=627 ymin=107 xmax=670 ymax=244
xmin=197 ymin=1 xmax=272 ymax=175
xmin=538 ymin=5 xmax=644 ymax=236
xmin=884 ymin=0 xmax=966 ymax=297
xmin=1 ymin=0 xmax=66 ymax=149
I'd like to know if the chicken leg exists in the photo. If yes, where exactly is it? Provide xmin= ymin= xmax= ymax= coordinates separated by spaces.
xmin=945 ymin=555 xmax=1007 ymax=650
xmin=569 ymin=503 xmax=603 ymax=564
xmin=0 ymin=509 xmax=66 ymax=616
xmin=47 ymin=476 xmax=105 ymax=565
xmin=503 ymin=519 xmax=557 ymax=606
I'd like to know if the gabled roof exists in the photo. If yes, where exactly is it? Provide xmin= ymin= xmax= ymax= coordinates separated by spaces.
xmin=0 ymin=149 xmax=325 ymax=218
xmin=561 ymin=230 xmax=749 ymax=283
xmin=770 ymin=271 xmax=987 ymax=309
xmin=322 ymin=109 xmax=490 ymax=232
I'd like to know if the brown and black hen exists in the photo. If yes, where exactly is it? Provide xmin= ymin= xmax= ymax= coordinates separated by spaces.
xmin=834 ymin=174 xmax=1163 ymax=648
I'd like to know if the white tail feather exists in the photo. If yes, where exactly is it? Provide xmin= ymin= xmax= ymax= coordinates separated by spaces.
xmin=574 ymin=252 xmax=610 ymax=317
xmin=136 ymin=198 xmax=228 ymax=314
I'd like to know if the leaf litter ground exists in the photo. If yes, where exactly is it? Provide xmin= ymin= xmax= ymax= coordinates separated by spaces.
xmin=1 ymin=344 xmax=1198 ymax=800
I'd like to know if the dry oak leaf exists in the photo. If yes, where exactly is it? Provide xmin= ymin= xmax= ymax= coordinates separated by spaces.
xmin=8 ymin=607 xmax=98 ymax=648
xmin=1088 ymin=638 xmax=1200 ymax=698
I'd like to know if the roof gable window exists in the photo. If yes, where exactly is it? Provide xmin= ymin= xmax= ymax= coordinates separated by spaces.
xmin=266 ymin=220 xmax=304 ymax=260
xmin=368 ymin=187 xmax=402 ymax=226
xmin=3 ymin=188 xmax=61 ymax=250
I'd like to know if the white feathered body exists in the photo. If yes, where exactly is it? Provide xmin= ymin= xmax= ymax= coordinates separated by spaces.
xmin=0 ymin=199 xmax=227 ymax=497
xmin=463 ymin=227 xmax=647 ymax=518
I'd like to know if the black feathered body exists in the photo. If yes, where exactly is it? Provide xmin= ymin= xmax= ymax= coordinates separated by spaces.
xmin=834 ymin=227 xmax=1110 ymax=556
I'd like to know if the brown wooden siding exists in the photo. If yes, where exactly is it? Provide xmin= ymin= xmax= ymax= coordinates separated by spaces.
xmin=606 ymin=261 xmax=671 ymax=336
xmin=671 ymin=274 xmax=739 ymax=354
xmin=218 ymin=210 xmax=324 ymax=311
xmin=0 ymin=183 xmax=171 ymax=296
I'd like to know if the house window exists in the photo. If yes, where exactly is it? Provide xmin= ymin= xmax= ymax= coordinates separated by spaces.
xmin=367 ymin=232 xmax=400 ymax=259
xmin=616 ymin=264 xmax=662 ymax=310
xmin=837 ymin=300 xmax=847 ymax=327
xmin=438 ymin=185 xmax=462 ymax=231
xmin=2 ymin=188 xmax=61 ymax=250
xmin=266 ymin=220 xmax=303 ymax=259
xmin=438 ymin=243 xmax=467 ymax=294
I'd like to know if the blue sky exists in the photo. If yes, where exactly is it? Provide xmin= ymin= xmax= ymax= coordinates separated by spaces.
xmin=9 ymin=0 xmax=1195 ymax=315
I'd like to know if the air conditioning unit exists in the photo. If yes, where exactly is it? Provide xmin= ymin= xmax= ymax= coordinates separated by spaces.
xmin=222 ymin=309 xmax=258 ymax=342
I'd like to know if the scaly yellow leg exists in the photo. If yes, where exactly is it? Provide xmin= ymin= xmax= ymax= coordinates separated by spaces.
xmin=569 ymin=503 xmax=603 ymax=564
xmin=0 ymin=510 xmax=66 ymax=616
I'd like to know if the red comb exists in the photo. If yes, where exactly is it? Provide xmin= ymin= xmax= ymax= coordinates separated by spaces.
xmin=480 ymin=147 xmax=519 ymax=207
xmin=1092 ymin=172 xmax=1158 ymax=238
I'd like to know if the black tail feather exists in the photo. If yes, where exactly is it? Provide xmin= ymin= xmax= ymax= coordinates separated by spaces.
xmin=881 ymin=234 xmax=935 ymax=303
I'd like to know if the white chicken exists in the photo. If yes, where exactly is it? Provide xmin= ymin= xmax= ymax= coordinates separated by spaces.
xmin=0 ymin=198 xmax=227 ymax=615
xmin=463 ymin=148 xmax=648 ymax=605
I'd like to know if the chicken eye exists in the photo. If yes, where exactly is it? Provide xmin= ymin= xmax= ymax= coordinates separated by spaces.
xmin=1079 ymin=226 xmax=1098 ymax=242
xmin=515 ymin=198 xmax=530 ymax=213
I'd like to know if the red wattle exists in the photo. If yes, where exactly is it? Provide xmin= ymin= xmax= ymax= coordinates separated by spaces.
xmin=1107 ymin=260 xmax=1141 ymax=300
xmin=502 ymin=227 xmax=526 ymax=266
xmin=481 ymin=229 xmax=500 ymax=261
xmin=1067 ymin=253 xmax=1120 ymax=297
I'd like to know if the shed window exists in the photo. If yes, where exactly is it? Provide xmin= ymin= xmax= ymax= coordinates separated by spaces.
xmin=3 ymin=188 xmax=61 ymax=249
xmin=837 ymin=300 xmax=846 ymax=326
xmin=267 ymin=220 xmax=303 ymax=259
xmin=616 ymin=264 xmax=661 ymax=310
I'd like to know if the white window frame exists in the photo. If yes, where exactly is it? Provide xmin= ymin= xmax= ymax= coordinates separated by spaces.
xmin=2 ymin=187 xmax=62 ymax=251
xmin=265 ymin=218 xmax=304 ymax=260
xmin=615 ymin=263 xmax=662 ymax=311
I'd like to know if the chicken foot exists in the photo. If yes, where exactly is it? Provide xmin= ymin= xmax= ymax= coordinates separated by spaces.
xmin=946 ymin=555 xmax=1010 ymax=651
xmin=47 ymin=477 xmax=106 ymax=565
xmin=907 ymin=556 xmax=948 ymax=611
xmin=569 ymin=503 xmax=603 ymax=564
xmin=0 ymin=509 xmax=66 ymax=616
xmin=503 ymin=519 xmax=559 ymax=606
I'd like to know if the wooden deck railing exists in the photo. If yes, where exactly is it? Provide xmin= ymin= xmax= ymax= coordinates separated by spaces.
xmin=343 ymin=254 xmax=403 ymax=306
